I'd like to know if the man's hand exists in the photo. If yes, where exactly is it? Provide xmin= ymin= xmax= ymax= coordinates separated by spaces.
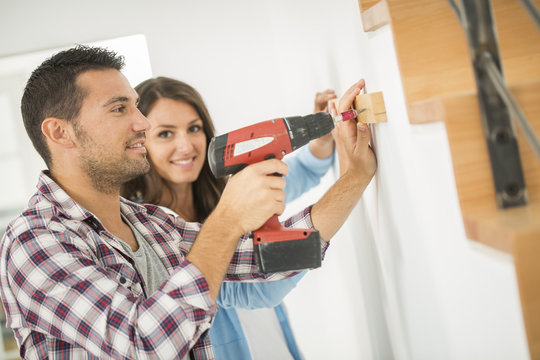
xmin=334 ymin=120 xmax=377 ymax=180
xmin=310 ymin=79 xmax=377 ymax=242
xmin=310 ymin=89 xmax=337 ymax=159
xmin=334 ymin=80 xmax=376 ymax=180
xmin=313 ymin=89 xmax=337 ymax=113
xmin=217 ymin=159 xmax=288 ymax=234
xmin=331 ymin=79 xmax=376 ymax=178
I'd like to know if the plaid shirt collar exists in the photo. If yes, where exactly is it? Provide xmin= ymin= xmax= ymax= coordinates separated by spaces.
xmin=35 ymin=170 xmax=151 ymax=221
xmin=35 ymin=170 xmax=96 ymax=221
xmin=31 ymin=171 xmax=189 ymax=279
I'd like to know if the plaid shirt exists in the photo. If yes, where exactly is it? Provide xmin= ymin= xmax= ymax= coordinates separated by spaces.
xmin=0 ymin=172 xmax=326 ymax=359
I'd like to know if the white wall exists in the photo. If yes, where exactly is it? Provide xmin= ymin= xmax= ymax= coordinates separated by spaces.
xmin=0 ymin=0 xmax=530 ymax=359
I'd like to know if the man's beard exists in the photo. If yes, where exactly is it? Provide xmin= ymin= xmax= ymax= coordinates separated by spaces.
xmin=76 ymin=129 xmax=150 ymax=194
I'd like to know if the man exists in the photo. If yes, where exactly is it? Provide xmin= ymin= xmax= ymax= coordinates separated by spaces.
xmin=0 ymin=45 xmax=375 ymax=359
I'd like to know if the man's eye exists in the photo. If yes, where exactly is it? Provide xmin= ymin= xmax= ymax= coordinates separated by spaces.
xmin=112 ymin=105 xmax=126 ymax=113
xmin=158 ymin=130 xmax=173 ymax=138
xmin=189 ymin=125 xmax=202 ymax=133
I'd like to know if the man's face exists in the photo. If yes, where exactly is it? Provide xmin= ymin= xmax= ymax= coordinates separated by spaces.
xmin=72 ymin=69 xmax=151 ymax=193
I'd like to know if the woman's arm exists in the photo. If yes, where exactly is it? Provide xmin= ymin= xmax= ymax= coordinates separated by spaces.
xmin=216 ymin=271 xmax=307 ymax=309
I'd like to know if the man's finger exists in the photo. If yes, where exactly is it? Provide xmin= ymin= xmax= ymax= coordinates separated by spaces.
xmin=338 ymin=79 xmax=365 ymax=113
xmin=335 ymin=121 xmax=356 ymax=154
xmin=328 ymin=101 xmax=337 ymax=115
xmin=356 ymin=122 xmax=371 ymax=154
xmin=249 ymin=159 xmax=289 ymax=177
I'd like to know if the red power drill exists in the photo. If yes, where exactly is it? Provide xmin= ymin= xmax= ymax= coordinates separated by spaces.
xmin=208 ymin=109 xmax=361 ymax=273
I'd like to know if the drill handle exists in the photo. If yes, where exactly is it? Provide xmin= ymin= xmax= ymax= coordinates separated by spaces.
xmin=253 ymin=215 xmax=322 ymax=273
xmin=257 ymin=214 xmax=282 ymax=232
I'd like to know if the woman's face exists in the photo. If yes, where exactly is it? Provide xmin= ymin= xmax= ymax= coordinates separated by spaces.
xmin=145 ymin=98 xmax=207 ymax=186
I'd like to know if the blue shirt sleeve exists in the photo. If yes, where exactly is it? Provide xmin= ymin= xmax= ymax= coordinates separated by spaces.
xmin=283 ymin=145 xmax=335 ymax=203
xmin=216 ymin=271 xmax=307 ymax=309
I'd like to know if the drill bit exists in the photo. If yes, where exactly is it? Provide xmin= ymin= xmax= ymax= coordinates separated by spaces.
xmin=333 ymin=108 xmax=366 ymax=123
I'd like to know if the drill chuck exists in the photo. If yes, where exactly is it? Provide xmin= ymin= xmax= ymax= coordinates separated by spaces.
xmin=284 ymin=112 xmax=334 ymax=150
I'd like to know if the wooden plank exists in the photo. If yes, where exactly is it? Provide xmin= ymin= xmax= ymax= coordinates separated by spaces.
xmin=493 ymin=0 xmax=540 ymax=85
xmin=361 ymin=0 xmax=391 ymax=32
xmin=466 ymin=203 xmax=540 ymax=358
xmin=358 ymin=0 xmax=381 ymax=11
xmin=377 ymin=0 xmax=540 ymax=117
xmin=386 ymin=0 xmax=473 ymax=104
xmin=513 ymin=227 xmax=540 ymax=359
xmin=443 ymin=81 xmax=540 ymax=221
xmin=407 ymin=98 xmax=445 ymax=124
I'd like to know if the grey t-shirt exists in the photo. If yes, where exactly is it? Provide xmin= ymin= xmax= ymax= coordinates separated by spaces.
xmin=120 ymin=216 xmax=192 ymax=360
xmin=120 ymin=215 xmax=169 ymax=295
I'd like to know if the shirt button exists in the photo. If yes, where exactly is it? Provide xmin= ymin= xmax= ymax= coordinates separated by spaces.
xmin=119 ymin=277 xmax=127 ymax=284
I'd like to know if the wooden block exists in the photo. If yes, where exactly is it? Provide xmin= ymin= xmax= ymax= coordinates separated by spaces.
xmin=354 ymin=91 xmax=387 ymax=123
xmin=361 ymin=0 xmax=391 ymax=32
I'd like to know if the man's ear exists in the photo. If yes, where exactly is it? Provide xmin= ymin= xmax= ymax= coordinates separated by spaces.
xmin=41 ymin=117 xmax=75 ymax=148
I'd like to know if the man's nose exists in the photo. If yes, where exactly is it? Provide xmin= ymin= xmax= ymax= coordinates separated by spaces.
xmin=133 ymin=108 xmax=150 ymax=132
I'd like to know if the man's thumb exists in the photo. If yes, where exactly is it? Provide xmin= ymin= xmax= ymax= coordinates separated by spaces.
xmin=356 ymin=123 xmax=371 ymax=149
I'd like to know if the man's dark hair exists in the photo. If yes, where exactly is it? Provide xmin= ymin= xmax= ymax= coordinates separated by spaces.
xmin=21 ymin=45 xmax=125 ymax=168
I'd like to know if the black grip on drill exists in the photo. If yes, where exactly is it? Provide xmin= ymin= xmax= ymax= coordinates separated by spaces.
xmin=284 ymin=112 xmax=334 ymax=150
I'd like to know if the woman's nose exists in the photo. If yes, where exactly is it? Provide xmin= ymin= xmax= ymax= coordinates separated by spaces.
xmin=175 ymin=133 xmax=194 ymax=152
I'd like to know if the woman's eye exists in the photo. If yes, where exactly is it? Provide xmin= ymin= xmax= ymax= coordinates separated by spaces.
xmin=158 ymin=130 xmax=173 ymax=138
xmin=189 ymin=125 xmax=202 ymax=133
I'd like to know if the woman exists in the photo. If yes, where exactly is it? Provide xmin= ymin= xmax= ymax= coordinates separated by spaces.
xmin=122 ymin=77 xmax=335 ymax=359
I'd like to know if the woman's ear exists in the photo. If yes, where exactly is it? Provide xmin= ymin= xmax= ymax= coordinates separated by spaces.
xmin=41 ymin=117 xmax=75 ymax=148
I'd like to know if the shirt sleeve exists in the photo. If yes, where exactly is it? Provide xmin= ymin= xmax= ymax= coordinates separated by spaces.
xmin=216 ymin=271 xmax=307 ymax=309
xmin=283 ymin=145 xmax=335 ymax=203
xmin=1 ymin=227 xmax=216 ymax=359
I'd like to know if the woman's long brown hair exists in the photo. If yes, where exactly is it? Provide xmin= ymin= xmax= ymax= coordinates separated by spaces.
xmin=121 ymin=77 xmax=226 ymax=222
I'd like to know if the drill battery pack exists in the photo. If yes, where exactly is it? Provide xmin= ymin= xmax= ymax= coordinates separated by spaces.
xmin=253 ymin=231 xmax=322 ymax=274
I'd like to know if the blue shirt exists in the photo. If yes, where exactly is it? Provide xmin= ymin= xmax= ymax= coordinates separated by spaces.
xmin=210 ymin=145 xmax=334 ymax=359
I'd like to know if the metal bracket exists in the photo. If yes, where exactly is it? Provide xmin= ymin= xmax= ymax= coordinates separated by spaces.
xmin=461 ymin=0 xmax=528 ymax=208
